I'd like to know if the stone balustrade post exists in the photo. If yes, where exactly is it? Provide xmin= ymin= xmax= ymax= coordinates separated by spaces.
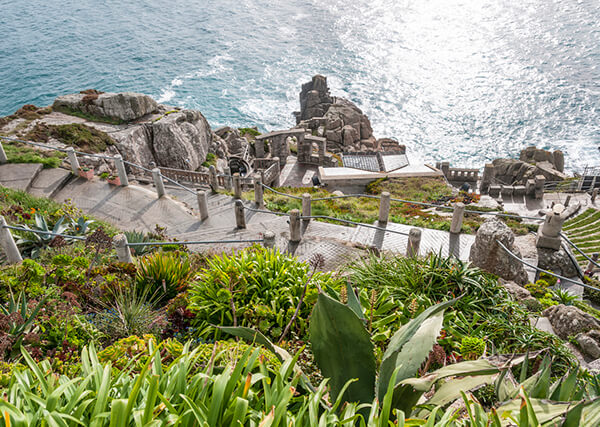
xmin=197 ymin=189 xmax=209 ymax=221
xmin=254 ymin=173 xmax=264 ymax=208
xmin=235 ymin=200 xmax=246 ymax=229
xmin=151 ymin=168 xmax=166 ymax=198
xmin=480 ymin=163 xmax=494 ymax=194
xmin=406 ymin=228 xmax=421 ymax=258
xmin=0 ymin=216 xmax=22 ymax=264
xmin=272 ymin=157 xmax=281 ymax=187
xmin=223 ymin=167 xmax=233 ymax=191
xmin=233 ymin=173 xmax=242 ymax=199
xmin=66 ymin=147 xmax=80 ymax=174
xmin=114 ymin=154 xmax=129 ymax=186
xmin=263 ymin=231 xmax=275 ymax=249
xmin=255 ymin=139 xmax=265 ymax=158
xmin=450 ymin=202 xmax=465 ymax=234
xmin=208 ymin=165 xmax=218 ymax=193
xmin=379 ymin=192 xmax=391 ymax=224
xmin=113 ymin=233 xmax=133 ymax=263
xmin=289 ymin=209 xmax=301 ymax=242
xmin=0 ymin=140 xmax=7 ymax=164
xmin=302 ymin=193 xmax=311 ymax=223
xmin=592 ymin=189 xmax=598 ymax=204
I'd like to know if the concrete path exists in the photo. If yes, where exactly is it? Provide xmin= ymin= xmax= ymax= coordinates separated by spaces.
xmin=0 ymin=164 xmax=477 ymax=268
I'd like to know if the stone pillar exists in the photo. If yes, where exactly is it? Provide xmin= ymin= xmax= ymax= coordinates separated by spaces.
xmin=0 ymin=216 xmax=22 ymax=264
xmin=302 ymin=193 xmax=311 ymax=223
xmin=272 ymin=157 xmax=281 ymax=187
xmin=114 ymin=154 xmax=129 ymax=186
xmin=536 ymin=203 xmax=567 ymax=250
xmin=235 ymin=200 xmax=246 ymax=229
xmin=255 ymin=139 xmax=265 ymax=158
xmin=254 ymin=173 xmax=264 ymax=208
xmin=318 ymin=139 xmax=325 ymax=163
xmin=553 ymin=150 xmax=565 ymax=173
xmin=208 ymin=165 xmax=218 ymax=193
xmin=197 ymin=189 xmax=209 ymax=221
xmin=406 ymin=228 xmax=421 ymax=258
xmin=564 ymin=195 xmax=571 ymax=207
xmin=66 ymin=147 xmax=80 ymax=174
xmin=289 ymin=209 xmax=301 ymax=242
xmin=263 ymin=231 xmax=275 ymax=249
xmin=379 ymin=192 xmax=391 ymax=224
xmin=534 ymin=175 xmax=545 ymax=200
xmin=440 ymin=162 xmax=450 ymax=178
xmin=151 ymin=168 xmax=166 ymax=198
xmin=450 ymin=202 xmax=465 ymax=234
xmin=592 ymin=189 xmax=598 ymax=204
xmin=0 ymin=140 xmax=7 ymax=164
xmin=113 ymin=233 xmax=133 ymax=263
xmin=480 ymin=163 xmax=494 ymax=194
xmin=223 ymin=167 xmax=233 ymax=191
xmin=233 ymin=173 xmax=242 ymax=199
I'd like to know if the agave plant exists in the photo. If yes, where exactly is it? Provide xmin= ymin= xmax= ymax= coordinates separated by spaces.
xmin=123 ymin=230 xmax=153 ymax=256
xmin=69 ymin=216 xmax=94 ymax=236
xmin=16 ymin=214 xmax=68 ymax=258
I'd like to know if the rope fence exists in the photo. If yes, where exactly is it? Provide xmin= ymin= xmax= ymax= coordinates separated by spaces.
xmin=2 ymin=225 xmax=87 ymax=241
xmin=299 ymin=215 xmax=410 ymax=236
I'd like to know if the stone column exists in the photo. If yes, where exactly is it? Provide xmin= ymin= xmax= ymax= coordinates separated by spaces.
xmin=152 ymin=168 xmax=166 ymax=198
xmin=302 ymin=193 xmax=311 ymax=223
xmin=536 ymin=203 xmax=567 ymax=250
xmin=223 ymin=167 xmax=233 ymax=191
xmin=534 ymin=175 xmax=545 ymax=199
xmin=255 ymin=139 xmax=265 ymax=158
xmin=235 ymin=200 xmax=246 ymax=229
xmin=114 ymin=154 xmax=129 ymax=186
xmin=272 ymin=157 xmax=281 ymax=187
xmin=208 ymin=165 xmax=218 ymax=193
xmin=0 ymin=140 xmax=7 ymax=164
xmin=440 ymin=162 xmax=450 ymax=178
xmin=379 ymin=192 xmax=391 ymax=224
xmin=197 ymin=189 xmax=209 ymax=221
xmin=263 ymin=231 xmax=276 ymax=249
xmin=254 ymin=173 xmax=264 ymax=208
xmin=113 ymin=233 xmax=133 ymax=263
xmin=406 ymin=228 xmax=421 ymax=258
xmin=289 ymin=209 xmax=301 ymax=242
xmin=233 ymin=173 xmax=242 ymax=199
xmin=0 ymin=216 xmax=22 ymax=264
xmin=450 ymin=202 xmax=465 ymax=234
xmin=318 ymin=139 xmax=326 ymax=163
xmin=480 ymin=163 xmax=494 ymax=194
xmin=66 ymin=147 xmax=80 ymax=174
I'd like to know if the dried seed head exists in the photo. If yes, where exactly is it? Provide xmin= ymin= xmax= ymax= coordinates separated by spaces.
xmin=309 ymin=253 xmax=325 ymax=270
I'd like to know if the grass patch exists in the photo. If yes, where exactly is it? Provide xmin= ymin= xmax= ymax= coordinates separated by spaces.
xmin=241 ymin=177 xmax=533 ymax=235
xmin=2 ymin=141 xmax=65 ymax=168
xmin=238 ymin=127 xmax=260 ymax=139
xmin=53 ymin=105 xmax=124 ymax=125
xmin=564 ymin=208 xmax=600 ymax=267
xmin=26 ymin=122 xmax=114 ymax=153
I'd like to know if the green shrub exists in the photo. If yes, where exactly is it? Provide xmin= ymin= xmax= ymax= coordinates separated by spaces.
xmin=201 ymin=152 xmax=217 ymax=168
xmin=189 ymin=247 xmax=338 ymax=341
xmin=539 ymin=272 xmax=558 ymax=287
xmin=98 ymin=335 xmax=183 ymax=371
xmin=525 ymin=280 xmax=549 ymax=298
xmin=0 ymin=259 xmax=46 ymax=299
xmin=460 ymin=337 xmax=486 ymax=360
xmin=135 ymin=251 xmax=192 ymax=304
xmin=26 ymin=122 xmax=115 ymax=153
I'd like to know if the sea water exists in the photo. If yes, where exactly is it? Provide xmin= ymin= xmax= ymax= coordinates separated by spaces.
xmin=1 ymin=0 xmax=598 ymax=170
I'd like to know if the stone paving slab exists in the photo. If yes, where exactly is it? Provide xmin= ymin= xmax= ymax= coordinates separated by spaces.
xmin=29 ymin=168 xmax=72 ymax=198
xmin=0 ymin=163 xmax=43 ymax=192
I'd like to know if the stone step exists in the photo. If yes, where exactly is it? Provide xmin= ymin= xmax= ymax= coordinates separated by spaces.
xmin=0 ymin=163 xmax=44 ymax=193
xmin=29 ymin=168 xmax=73 ymax=199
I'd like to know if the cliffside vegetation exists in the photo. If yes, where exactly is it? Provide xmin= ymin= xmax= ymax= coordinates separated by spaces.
xmin=0 ymin=186 xmax=598 ymax=425
xmin=26 ymin=122 xmax=114 ymax=153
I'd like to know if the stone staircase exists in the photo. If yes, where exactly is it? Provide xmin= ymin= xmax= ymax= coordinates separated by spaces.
xmin=0 ymin=163 xmax=72 ymax=196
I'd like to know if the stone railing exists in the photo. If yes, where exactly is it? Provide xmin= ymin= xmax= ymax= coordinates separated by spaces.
xmin=158 ymin=166 xmax=210 ymax=186
xmin=436 ymin=162 xmax=479 ymax=183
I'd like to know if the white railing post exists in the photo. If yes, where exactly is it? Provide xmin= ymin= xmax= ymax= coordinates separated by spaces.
xmin=233 ymin=173 xmax=242 ymax=199
xmin=235 ymin=200 xmax=246 ymax=228
xmin=379 ymin=192 xmax=391 ymax=224
xmin=263 ymin=231 xmax=276 ymax=248
xmin=406 ymin=228 xmax=421 ymax=258
xmin=254 ymin=173 xmax=264 ymax=208
xmin=114 ymin=154 xmax=129 ymax=186
xmin=113 ymin=233 xmax=133 ymax=263
xmin=197 ymin=189 xmax=209 ymax=221
xmin=0 ymin=216 xmax=23 ymax=264
xmin=152 ymin=168 xmax=166 ymax=198
xmin=66 ymin=147 xmax=80 ymax=174
xmin=0 ymin=140 xmax=7 ymax=164
xmin=450 ymin=202 xmax=465 ymax=234
xmin=289 ymin=209 xmax=301 ymax=242
xmin=302 ymin=193 xmax=311 ymax=224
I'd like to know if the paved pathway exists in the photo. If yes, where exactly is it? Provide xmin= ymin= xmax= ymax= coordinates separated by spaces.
xmin=0 ymin=164 xmax=476 ymax=269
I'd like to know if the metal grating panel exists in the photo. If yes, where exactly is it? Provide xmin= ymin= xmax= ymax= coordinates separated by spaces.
xmin=342 ymin=154 xmax=380 ymax=172
xmin=380 ymin=154 xmax=409 ymax=172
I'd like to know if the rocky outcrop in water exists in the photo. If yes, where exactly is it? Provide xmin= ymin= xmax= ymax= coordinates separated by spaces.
xmin=53 ymin=91 xmax=158 ymax=123
xmin=294 ymin=75 xmax=393 ymax=153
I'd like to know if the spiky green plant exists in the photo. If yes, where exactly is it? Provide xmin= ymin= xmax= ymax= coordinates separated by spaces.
xmin=123 ymin=230 xmax=154 ymax=256
xmin=0 ymin=291 xmax=47 ymax=360
xmin=135 ymin=251 xmax=191 ymax=304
